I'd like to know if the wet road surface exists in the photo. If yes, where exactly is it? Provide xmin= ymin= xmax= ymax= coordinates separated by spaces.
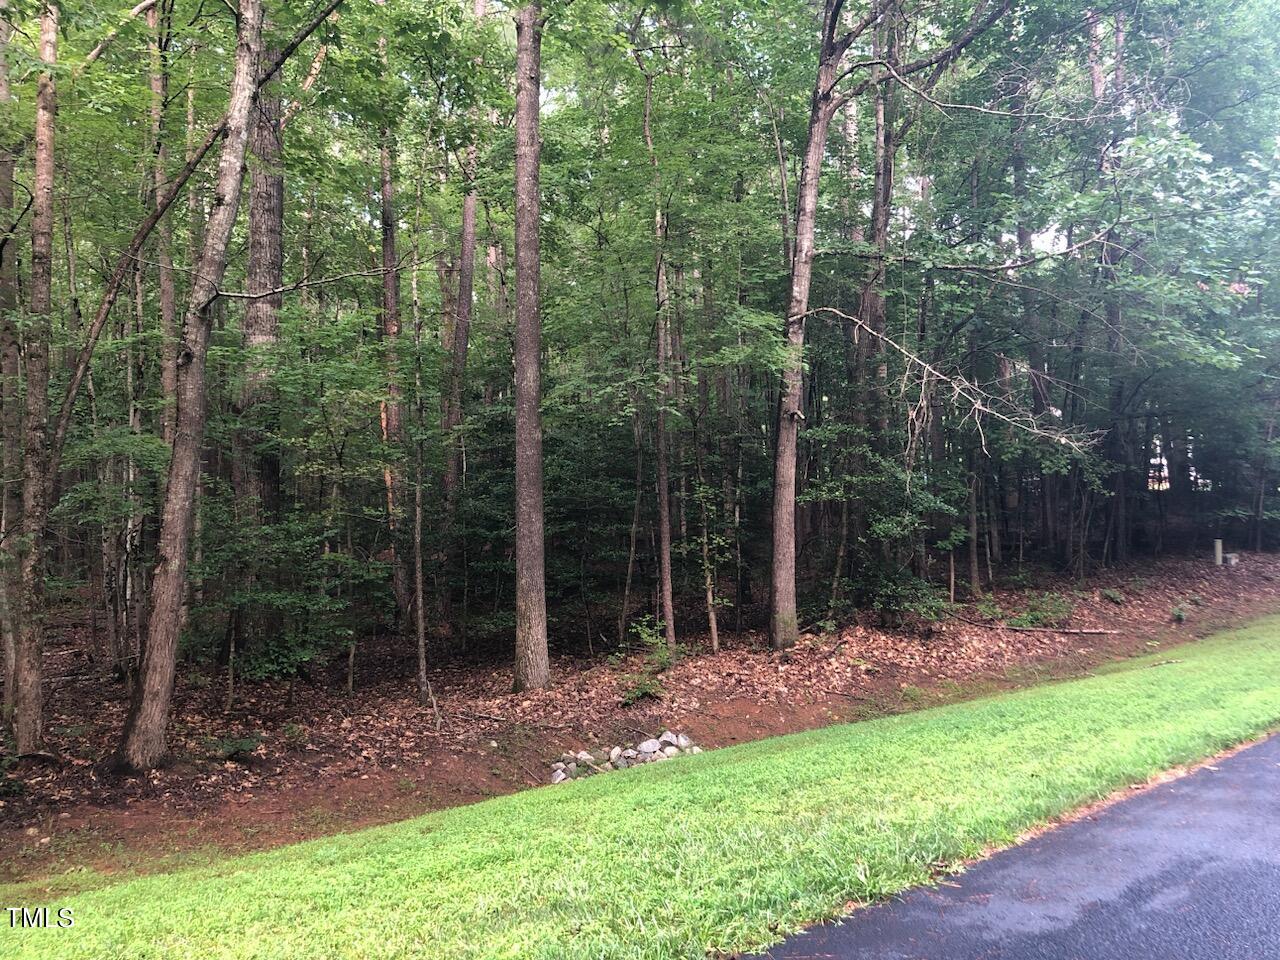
xmin=751 ymin=734 xmax=1280 ymax=960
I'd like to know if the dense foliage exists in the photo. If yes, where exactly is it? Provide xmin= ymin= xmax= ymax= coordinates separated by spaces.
xmin=1 ymin=0 xmax=1278 ymax=760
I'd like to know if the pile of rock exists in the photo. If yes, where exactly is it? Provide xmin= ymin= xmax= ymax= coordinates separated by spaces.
xmin=549 ymin=730 xmax=701 ymax=784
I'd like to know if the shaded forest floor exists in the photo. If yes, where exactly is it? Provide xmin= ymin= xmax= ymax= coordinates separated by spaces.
xmin=4 ymin=552 xmax=1280 ymax=889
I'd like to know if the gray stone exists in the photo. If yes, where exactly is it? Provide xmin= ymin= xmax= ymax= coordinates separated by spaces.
xmin=662 ymin=745 xmax=680 ymax=758
xmin=622 ymin=748 xmax=638 ymax=759
xmin=690 ymin=745 xmax=703 ymax=754
xmin=615 ymin=758 xmax=629 ymax=769
xmin=637 ymin=739 xmax=661 ymax=754
xmin=609 ymin=746 xmax=622 ymax=762
xmin=676 ymin=733 xmax=693 ymax=749
xmin=576 ymin=750 xmax=594 ymax=764
xmin=567 ymin=762 xmax=578 ymax=774
xmin=551 ymin=761 xmax=566 ymax=772
xmin=601 ymin=762 xmax=613 ymax=771
xmin=658 ymin=730 xmax=679 ymax=747
xmin=550 ymin=770 xmax=568 ymax=784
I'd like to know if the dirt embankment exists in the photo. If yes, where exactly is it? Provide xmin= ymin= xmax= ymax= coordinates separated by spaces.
xmin=3 ymin=553 xmax=1278 ymax=887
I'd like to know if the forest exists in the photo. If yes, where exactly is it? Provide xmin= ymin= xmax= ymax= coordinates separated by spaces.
xmin=0 ymin=0 xmax=1277 ymax=786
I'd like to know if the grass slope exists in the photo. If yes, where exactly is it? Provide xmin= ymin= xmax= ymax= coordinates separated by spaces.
xmin=6 ymin=618 xmax=1280 ymax=959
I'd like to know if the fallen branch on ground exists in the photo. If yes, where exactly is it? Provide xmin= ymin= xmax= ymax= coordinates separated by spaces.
xmin=951 ymin=614 xmax=1117 ymax=635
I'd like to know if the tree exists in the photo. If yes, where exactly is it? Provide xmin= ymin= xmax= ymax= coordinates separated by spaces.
xmin=378 ymin=19 xmax=411 ymax=627
xmin=512 ymin=0 xmax=549 ymax=691
xmin=0 ymin=0 xmax=19 ymax=730
xmin=769 ymin=0 xmax=1010 ymax=649
xmin=440 ymin=0 xmax=490 ymax=584
xmin=237 ymin=32 xmax=285 ymax=519
xmin=634 ymin=43 xmax=678 ymax=653
xmin=225 ymin=27 xmax=286 ymax=681
xmin=12 ymin=1 xmax=58 ymax=755
xmin=148 ymin=0 xmax=179 ymax=445
xmin=768 ymin=0 xmax=852 ymax=650
xmin=117 ymin=0 xmax=267 ymax=772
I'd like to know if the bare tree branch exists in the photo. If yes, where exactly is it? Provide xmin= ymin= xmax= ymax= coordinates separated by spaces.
xmin=807 ymin=306 xmax=1101 ymax=455
xmin=210 ymin=251 xmax=445 ymax=302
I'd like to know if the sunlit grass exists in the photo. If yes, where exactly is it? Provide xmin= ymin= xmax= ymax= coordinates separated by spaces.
xmin=6 ymin=617 xmax=1280 ymax=959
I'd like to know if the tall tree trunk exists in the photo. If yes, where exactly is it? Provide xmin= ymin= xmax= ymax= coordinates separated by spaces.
xmin=440 ymin=0 xmax=487 ymax=558
xmin=672 ymin=290 xmax=689 ymax=544
xmin=117 ymin=270 xmax=146 ymax=684
xmin=413 ymin=275 xmax=432 ymax=705
xmin=186 ymin=79 xmax=205 ymax=280
xmin=840 ymin=100 xmax=864 ymax=243
xmin=236 ymin=40 xmax=283 ymax=515
xmin=13 ymin=3 xmax=58 ymax=755
xmin=148 ymin=2 xmax=179 ymax=445
xmin=0 ymin=2 xmax=19 ymax=728
xmin=231 ymin=36 xmax=284 ymax=649
xmin=859 ymin=28 xmax=897 ymax=450
xmin=968 ymin=463 xmax=983 ymax=599
xmin=509 ymin=0 xmax=550 ymax=691
xmin=766 ymin=106 xmax=792 ymax=272
xmin=116 ymin=0 xmax=264 ymax=772
xmin=770 ymin=3 xmax=845 ymax=650
xmin=1253 ymin=402 xmax=1277 ymax=552
xmin=1011 ymin=91 xmax=1053 ymax=551
xmin=619 ymin=412 xmax=643 ymax=643
xmin=379 ymin=125 xmax=411 ymax=622
xmin=694 ymin=426 xmax=719 ymax=654
xmin=654 ymin=251 xmax=677 ymax=650
xmin=1087 ymin=8 xmax=1130 ymax=564
xmin=512 ymin=2 xmax=549 ymax=691
xmin=639 ymin=68 xmax=677 ymax=652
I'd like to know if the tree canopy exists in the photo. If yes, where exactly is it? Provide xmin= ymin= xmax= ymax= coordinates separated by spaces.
xmin=1 ymin=0 xmax=1278 ymax=767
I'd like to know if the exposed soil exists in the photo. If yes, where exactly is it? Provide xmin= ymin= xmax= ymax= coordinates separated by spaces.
xmin=3 ymin=552 xmax=1279 ymax=889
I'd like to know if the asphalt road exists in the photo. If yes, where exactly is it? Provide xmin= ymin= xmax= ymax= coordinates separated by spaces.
xmin=750 ymin=734 xmax=1280 ymax=960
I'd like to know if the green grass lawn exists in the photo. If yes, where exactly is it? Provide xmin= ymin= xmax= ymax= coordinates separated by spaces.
xmin=6 ymin=617 xmax=1280 ymax=960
